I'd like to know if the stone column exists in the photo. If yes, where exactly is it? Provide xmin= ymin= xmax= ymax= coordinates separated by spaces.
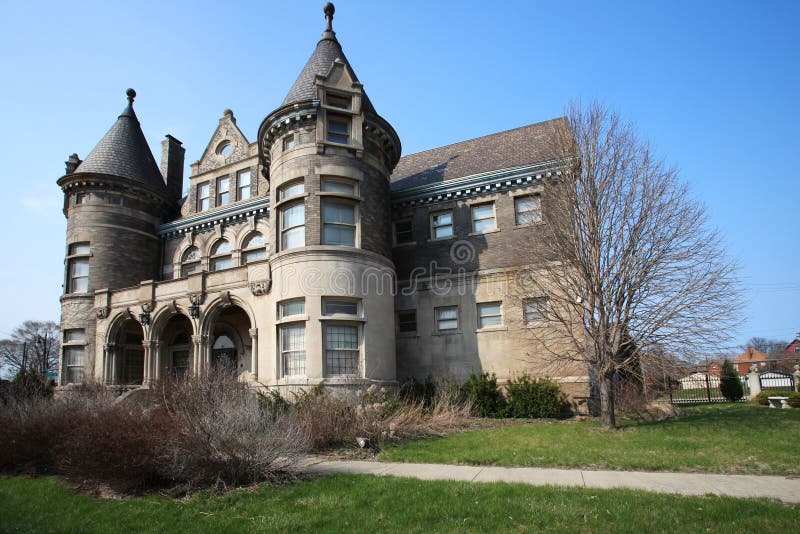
xmin=191 ymin=334 xmax=206 ymax=376
xmin=103 ymin=343 xmax=116 ymax=385
xmin=747 ymin=369 xmax=761 ymax=400
xmin=142 ymin=340 xmax=154 ymax=386
xmin=152 ymin=340 xmax=162 ymax=381
xmin=249 ymin=328 xmax=258 ymax=380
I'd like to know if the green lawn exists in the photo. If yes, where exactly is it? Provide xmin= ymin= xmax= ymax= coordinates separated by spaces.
xmin=1 ymin=475 xmax=797 ymax=533
xmin=380 ymin=403 xmax=800 ymax=475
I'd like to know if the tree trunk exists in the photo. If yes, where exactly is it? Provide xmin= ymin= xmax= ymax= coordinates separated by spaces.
xmin=598 ymin=370 xmax=617 ymax=429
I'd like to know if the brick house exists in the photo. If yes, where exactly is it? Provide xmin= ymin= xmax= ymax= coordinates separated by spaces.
xmin=56 ymin=4 xmax=588 ymax=401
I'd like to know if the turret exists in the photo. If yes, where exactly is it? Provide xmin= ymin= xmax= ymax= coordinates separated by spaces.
xmin=257 ymin=4 xmax=401 ymax=390
xmin=56 ymin=89 xmax=175 ymax=384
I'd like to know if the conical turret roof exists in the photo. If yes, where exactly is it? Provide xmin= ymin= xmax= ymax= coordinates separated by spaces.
xmin=74 ymin=89 xmax=167 ymax=192
xmin=282 ymin=3 xmax=375 ymax=113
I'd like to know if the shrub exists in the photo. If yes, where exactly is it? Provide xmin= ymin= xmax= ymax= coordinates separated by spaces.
xmin=719 ymin=360 xmax=744 ymax=402
xmin=787 ymin=392 xmax=800 ymax=408
xmin=463 ymin=373 xmax=506 ymax=417
xmin=504 ymin=375 xmax=568 ymax=418
xmin=754 ymin=391 xmax=772 ymax=406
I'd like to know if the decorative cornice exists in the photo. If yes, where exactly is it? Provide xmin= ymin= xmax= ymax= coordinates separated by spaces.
xmin=158 ymin=196 xmax=270 ymax=238
xmin=389 ymin=160 xmax=566 ymax=209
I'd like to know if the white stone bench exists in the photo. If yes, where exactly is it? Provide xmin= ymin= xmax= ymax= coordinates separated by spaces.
xmin=767 ymin=396 xmax=790 ymax=409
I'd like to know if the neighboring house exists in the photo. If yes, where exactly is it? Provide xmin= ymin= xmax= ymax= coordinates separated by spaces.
xmin=732 ymin=348 xmax=771 ymax=376
xmin=55 ymin=4 xmax=588 ymax=400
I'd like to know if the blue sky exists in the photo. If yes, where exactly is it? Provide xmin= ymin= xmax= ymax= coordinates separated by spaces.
xmin=0 ymin=0 xmax=797 ymax=351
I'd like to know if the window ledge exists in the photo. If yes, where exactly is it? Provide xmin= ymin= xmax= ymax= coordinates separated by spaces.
xmin=319 ymin=316 xmax=366 ymax=322
xmin=468 ymin=228 xmax=500 ymax=237
xmin=476 ymin=326 xmax=509 ymax=333
xmin=432 ymin=330 xmax=462 ymax=336
xmin=273 ymin=193 xmax=310 ymax=210
xmin=392 ymin=241 xmax=417 ymax=248
xmin=513 ymin=222 xmax=544 ymax=230
xmin=318 ymin=192 xmax=362 ymax=201
xmin=427 ymin=236 xmax=455 ymax=243
xmin=397 ymin=333 xmax=419 ymax=339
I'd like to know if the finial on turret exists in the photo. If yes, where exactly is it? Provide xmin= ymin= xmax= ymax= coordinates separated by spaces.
xmin=324 ymin=3 xmax=335 ymax=31
xmin=126 ymin=88 xmax=136 ymax=104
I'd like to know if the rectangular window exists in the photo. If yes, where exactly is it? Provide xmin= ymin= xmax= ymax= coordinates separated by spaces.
xmin=435 ymin=306 xmax=458 ymax=331
xmin=471 ymin=203 xmax=496 ymax=233
xmin=327 ymin=114 xmax=350 ymax=144
xmin=515 ymin=195 xmax=542 ymax=224
xmin=394 ymin=220 xmax=413 ymax=244
xmin=280 ymin=299 xmax=305 ymax=318
xmin=281 ymin=202 xmax=305 ymax=250
xmin=477 ymin=302 xmax=503 ymax=328
xmin=326 ymin=93 xmax=352 ymax=110
xmin=431 ymin=211 xmax=453 ymax=239
xmin=283 ymin=133 xmax=296 ymax=151
xmin=280 ymin=324 xmax=306 ymax=377
xmin=106 ymin=194 xmax=122 ymax=206
xmin=217 ymin=176 xmax=230 ymax=206
xmin=523 ymin=297 xmax=549 ymax=324
xmin=398 ymin=310 xmax=417 ymax=333
xmin=211 ymin=257 xmax=232 ymax=271
xmin=67 ymin=242 xmax=90 ymax=294
xmin=75 ymin=192 xmax=88 ymax=205
xmin=63 ymin=329 xmax=85 ymax=343
xmin=280 ymin=181 xmax=305 ymax=200
xmin=323 ymin=299 xmax=358 ymax=316
xmin=324 ymin=324 xmax=359 ymax=377
xmin=197 ymin=182 xmax=210 ymax=211
xmin=237 ymin=170 xmax=251 ymax=201
xmin=63 ymin=346 xmax=84 ymax=384
xmin=323 ymin=201 xmax=356 ymax=246
xmin=321 ymin=178 xmax=356 ymax=194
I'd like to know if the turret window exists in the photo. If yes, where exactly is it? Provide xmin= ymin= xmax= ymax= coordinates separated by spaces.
xmin=326 ymin=93 xmax=352 ymax=110
xmin=322 ymin=200 xmax=356 ymax=246
xmin=62 ymin=328 xmax=85 ymax=385
xmin=210 ymin=239 xmax=232 ymax=271
xmin=66 ymin=242 xmax=90 ymax=294
xmin=242 ymin=232 xmax=267 ymax=264
xmin=280 ymin=181 xmax=305 ymax=200
xmin=217 ymin=176 xmax=230 ymax=206
xmin=283 ymin=133 xmax=296 ymax=151
xmin=321 ymin=178 xmax=356 ymax=195
xmin=281 ymin=203 xmax=305 ymax=250
xmin=198 ymin=182 xmax=210 ymax=211
xmin=180 ymin=247 xmax=201 ymax=277
xmin=327 ymin=114 xmax=350 ymax=144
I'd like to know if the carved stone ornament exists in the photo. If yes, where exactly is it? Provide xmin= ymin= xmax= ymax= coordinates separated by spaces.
xmin=141 ymin=301 xmax=154 ymax=314
xmin=189 ymin=292 xmax=204 ymax=306
xmin=250 ymin=280 xmax=271 ymax=296
xmin=95 ymin=307 xmax=110 ymax=319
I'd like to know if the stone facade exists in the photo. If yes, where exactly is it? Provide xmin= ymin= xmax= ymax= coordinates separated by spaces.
xmin=55 ymin=4 xmax=589 ymax=403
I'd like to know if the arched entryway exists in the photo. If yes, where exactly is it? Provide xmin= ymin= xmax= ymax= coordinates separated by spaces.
xmin=206 ymin=305 xmax=254 ymax=374
xmin=157 ymin=314 xmax=194 ymax=378
xmin=114 ymin=319 xmax=145 ymax=385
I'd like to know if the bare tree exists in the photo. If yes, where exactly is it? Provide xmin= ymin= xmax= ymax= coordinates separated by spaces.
xmin=0 ymin=321 xmax=59 ymax=380
xmin=741 ymin=337 xmax=787 ymax=356
xmin=516 ymin=102 xmax=741 ymax=428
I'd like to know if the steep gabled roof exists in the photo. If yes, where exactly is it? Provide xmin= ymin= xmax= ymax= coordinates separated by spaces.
xmin=390 ymin=117 xmax=569 ymax=191
xmin=74 ymin=89 xmax=166 ymax=192
xmin=732 ymin=347 xmax=770 ymax=363
xmin=281 ymin=4 xmax=375 ymax=113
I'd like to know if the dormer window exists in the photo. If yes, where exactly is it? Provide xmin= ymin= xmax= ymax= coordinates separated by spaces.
xmin=327 ymin=114 xmax=350 ymax=144
xmin=326 ymin=93 xmax=351 ymax=110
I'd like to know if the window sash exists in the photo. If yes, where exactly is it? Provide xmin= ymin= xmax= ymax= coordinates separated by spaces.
xmin=181 ymin=262 xmax=201 ymax=277
xmin=217 ymin=177 xmax=230 ymax=205
xmin=211 ymin=256 xmax=232 ymax=271
xmin=398 ymin=311 xmax=417 ymax=333
xmin=69 ymin=258 xmax=89 ymax=293
xmin=321 ymin=179 xmax=356 ymax=194
xmin=327 ymin=115 xmax=350 ymax=144
xmin=280 ymin=300 xmax=305 ymax=318
xmin=281 ymin=203 xmax=305 ymax=250
xmin=283 ymin=134 xmax=296 ymax=151
xmin=471 ymin=204 xmax=496 ymax=233
xmin=478 ymin=302 xmax=502 ymax=328
xmin=326 ymin=93 xmax=351 ymax=109
xmin=64 ymin=347 xmax=84 ymax=384
xmin=436 ymin=307 xmax=458 ymax=331
xmin=281 ymin=181 xmax=305 ymax=199
xmin=237 ymin=171 xmax=251 ymax=200
xmin=324 ymin=300 xmax=358 ymax=316
xmin=280 ymin=324 xmax=306 ymax=377
xmin=395 ymin=220 xmax=413 ymax=244
xmin=432 ymin=212 xmax=453 ymax=239
xmin=69 ymin=243 xmax=90 ymax=255
xmin=243 ymin=249 xmax=267 ymax=264
xmin=323 ymin=201 xmax=355 ymax=246
xmin=324 ymin=324 xmax=359 ymax=377
xmin=515 ymin=195 xmax=542 ymax=224
xmin=212 ymin=240 xmax=231 ymax=255
xmin=64 ymin=329 xmax=85 ymax=343
xmin=523 ymin=298 xmax=548 ymax=323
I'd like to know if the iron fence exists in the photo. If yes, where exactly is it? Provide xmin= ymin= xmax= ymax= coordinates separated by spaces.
xmin=667 ymin=371 xmax=795 ymax=405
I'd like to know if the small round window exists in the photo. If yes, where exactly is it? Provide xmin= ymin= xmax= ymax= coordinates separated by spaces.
xmin=216 ymin=141 xmax=233 ymax=156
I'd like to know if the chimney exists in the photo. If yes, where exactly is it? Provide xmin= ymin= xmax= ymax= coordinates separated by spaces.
xmin=161 ymin=135 xmax=185 ymax=201
xmin=65 ymin=153 xmax=81 ymax=174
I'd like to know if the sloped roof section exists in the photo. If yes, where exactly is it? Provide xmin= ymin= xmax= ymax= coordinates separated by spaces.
xmin=75 ymin=89 xmax=167 ymax=192
xmin=282 ymin=8 xmax=374 ymax=113
xmin=390 ymin=117 xmax=570 ymax=191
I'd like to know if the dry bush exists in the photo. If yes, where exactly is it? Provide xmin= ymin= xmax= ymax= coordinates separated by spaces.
xmin=158 ymin=366 xmax=311 ymax=485
xmin=614 ymin=380 xmax=648 ymax=414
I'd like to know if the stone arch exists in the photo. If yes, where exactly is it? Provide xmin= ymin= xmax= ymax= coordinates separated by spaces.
xmin=200 ymin=295 xmax=257 ymax=375
xmin=104 ymin=311 xmax=145 ymax=386
xmin=150 ymin=305 xmax=196 ymax=379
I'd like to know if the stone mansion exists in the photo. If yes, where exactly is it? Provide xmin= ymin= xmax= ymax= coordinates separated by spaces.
xmin=57 ymin=4 xmax=588 ymax=401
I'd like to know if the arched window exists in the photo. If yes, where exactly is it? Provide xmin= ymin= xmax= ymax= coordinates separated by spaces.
xmin=180 ymin=247 xmax=201 ymax=277
xmin=242 ymin=232 xmax=267 ymax=264
xmin=210 ymin=239 xmax=232 ymax=271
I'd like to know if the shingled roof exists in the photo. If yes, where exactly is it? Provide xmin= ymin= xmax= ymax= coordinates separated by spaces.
xmin=282 ymin=5 xmax=375 ymax=113
xmin=390 ymin=117 xmax=570 ymax=191
xmin=74 ymin=89 xmax=167 ymax=193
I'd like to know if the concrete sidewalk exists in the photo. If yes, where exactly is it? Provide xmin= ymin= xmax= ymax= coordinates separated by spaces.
xmin=298 ymin=458 xmax=800 ymax=504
